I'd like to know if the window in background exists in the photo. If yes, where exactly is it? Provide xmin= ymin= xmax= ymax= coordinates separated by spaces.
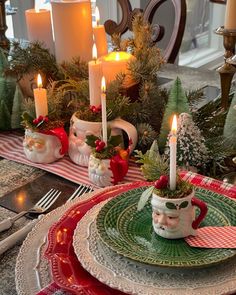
xmin=179 ymin=1 xmax=225 ymax=69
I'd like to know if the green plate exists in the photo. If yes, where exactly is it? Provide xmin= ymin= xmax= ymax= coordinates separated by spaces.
xmin=96 ymin=187 xmax=236 ymax=268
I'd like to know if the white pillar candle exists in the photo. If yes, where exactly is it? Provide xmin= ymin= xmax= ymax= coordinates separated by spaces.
xmin=101 ymin=51 xmax=134 ymax=84
xmin=169 ymin=115 xmax=177 ymax=191
xmin=51 ymin=0 xmax=93 ymax=63
xmin=93 ymin=7 xmax=108 ymax=58
xmin=89 ymin=44 xmax=103 ymax=107
xmin=225 ymin=0 xmax=236 ymax=30
xmin=101 ymin=76 xmax=107 ymax=145
xmin=33 ymin=74 xmax=48 ymax=118
xmin=25 ymin=9 xmax=54 ymax=54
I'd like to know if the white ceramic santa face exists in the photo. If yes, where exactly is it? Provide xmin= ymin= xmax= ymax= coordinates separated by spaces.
xmin=151 ymin=192 xmax=196 ymax=239
xmin=88 ymin=155 xmax=112 ymax=187
xmin=68 ymin=114 xmax=138 ymax=167
xmin=23 ymin=129 xmax=63 ymax=163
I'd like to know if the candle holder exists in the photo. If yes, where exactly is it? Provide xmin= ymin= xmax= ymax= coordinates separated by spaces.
xmin=215 ymin=26 xmax=236 ymax=110
xmin=0 ymin=0 xmax=10 ymax=50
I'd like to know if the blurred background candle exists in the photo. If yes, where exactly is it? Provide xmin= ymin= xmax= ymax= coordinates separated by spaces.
xmin=25 ymin=8 xmax=54 ymax=54
xmin=51 ymin=0 xmax=93 ymax=63
xmin=225 ymin=0 xmax=236 ymax=30
xmin=33 ymin=74 xmax=48 ymax=118
xmin=89 ymin=43 xmax=102 ymax=107
xmin=169 ymin=115 xmax=177 ymax=191
xmin=93 ymin=6 xmax=108 ymax=58
xmin=101 ymin=51 xmax=134 ymax=84
xmin=101 ymin=77 xmax=107 ymax=145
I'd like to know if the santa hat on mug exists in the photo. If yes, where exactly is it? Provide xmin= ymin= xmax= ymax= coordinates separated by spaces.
xmin=41 ymin=127 xmax=68 ymax=155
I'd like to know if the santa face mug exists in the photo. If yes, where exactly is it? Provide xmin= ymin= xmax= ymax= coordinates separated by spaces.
xmin=88 ymin=154 xmax=129 ymax=187
xmin=23 ymin=127 xmax=68 ymax=164
xmin=68 ymin=114 xmax=137 ymax=167
xmin=151 ymin=191 xmax=208 ymax=239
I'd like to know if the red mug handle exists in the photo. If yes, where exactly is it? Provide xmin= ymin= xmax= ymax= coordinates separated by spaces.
xmin=191 ymin=197 xmax=208 ymax=229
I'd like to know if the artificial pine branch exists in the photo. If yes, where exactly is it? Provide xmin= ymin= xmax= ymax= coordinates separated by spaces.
xmin=158 ymin=77 xmax=190 ymax=151
xmin=223 ymin=92 xmax=236 ymax=149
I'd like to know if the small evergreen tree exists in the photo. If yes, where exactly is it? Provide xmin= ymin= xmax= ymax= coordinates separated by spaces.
xmin=166 ymin=113 xmax=209 ymax=169
xmin=11 ymin=84 xmax=24 ymax=129
xmin=158 ymin=77 xmax=190 ymax=151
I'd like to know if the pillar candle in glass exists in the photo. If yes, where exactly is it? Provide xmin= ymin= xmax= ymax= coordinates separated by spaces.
xmin=51 ymin=0 xmax=93 ymax=63
xmin=93 ymin=6 xmax=108 ymax=58
xmin=25 ymin=8 xmax=54 ymax=54
xmin=169 ymin=115 xmax=177 ymax=191
xmin=33 ymin=74 xmax=48 ymax=118
xmin=89 ymin=43 xmax=103 ymax=107
xmin=225 ymin=0 xmax=236 ymax=30
xmin=101 ymin=77 xmax=107 ymax=145
xmin=101 ymin=51 xmax=134 ymax=84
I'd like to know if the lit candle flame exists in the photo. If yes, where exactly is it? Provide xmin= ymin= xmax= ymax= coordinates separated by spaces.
xmin=37 ymin=74 xmax=43 ymax=88
xmin=92 ymin=43 xmax=97 ymax=61
xmin=95 ymin=6 xmax=100 ymax=26
xmin=171 ymin=114 xmax=177 ymax=134
xmin=101 ymin=76 xmax=106 ymax=93
xmin=115 ymin=52 xmax=120 ymax=61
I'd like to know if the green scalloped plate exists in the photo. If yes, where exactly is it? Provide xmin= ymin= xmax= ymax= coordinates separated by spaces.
xmin=96 ymin=187 xmax=236 ymax=268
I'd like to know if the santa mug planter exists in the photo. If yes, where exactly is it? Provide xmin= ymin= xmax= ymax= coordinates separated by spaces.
xmin=138 ymin=176 xmax=208 ymax=239
xmin=86 ymin=134 xmax=129 ymax=187
xmin=23 ymin=116 xmax=68 ymax=164
xmin=68 ymin=113 xmax=137 ymax=167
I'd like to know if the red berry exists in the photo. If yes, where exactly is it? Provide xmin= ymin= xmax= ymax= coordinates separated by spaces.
xmin=98 ymin=141 xmax=105 ymax=149
xmin=44 ymin=117 xmax=49 ymax=123
xmin=38 ymin=115 xmax=44 ymax=121
xmin=33 ymin=119 xmax=39 ymax=125
xmin=96 ymin=146 xmax=101 ymax=152
xmin=154 ymin=175 xmax=168 ymax=189
xmin=89 ymin=105 xmax=94 ymax=111
xmin=95 ymin=139 xmax=101 ymax=146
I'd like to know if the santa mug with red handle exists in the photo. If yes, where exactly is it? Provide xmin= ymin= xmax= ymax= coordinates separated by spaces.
xmin=151 ymin=190 xmax=208 ymax=239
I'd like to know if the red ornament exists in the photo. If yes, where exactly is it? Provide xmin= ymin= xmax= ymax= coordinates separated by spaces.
xmin=154 ymin=175 xmax=169 ymax=189
xmin=90 ymin=105 xmax=102 ymax=114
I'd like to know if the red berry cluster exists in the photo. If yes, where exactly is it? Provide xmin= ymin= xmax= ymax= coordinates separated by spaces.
xmin=154 ymin=175 xmax=169 ymax=189
xmin=33 ymin=115 xmax=49 ymax=125
xmin=95 ymin=139 xmax=106 ymax=152
xmin=89 ymin=105 xmax=101 ymax=114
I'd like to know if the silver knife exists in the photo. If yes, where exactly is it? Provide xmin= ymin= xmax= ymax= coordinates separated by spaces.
xmin=0 ymin=217 xmax=41 ymax=255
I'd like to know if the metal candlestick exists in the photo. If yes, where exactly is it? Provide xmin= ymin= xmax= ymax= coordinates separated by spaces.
xmin=0 ymin=0 xmax=9 ymax=50
xmin=215 ymin=26 xmax=236 ymax=110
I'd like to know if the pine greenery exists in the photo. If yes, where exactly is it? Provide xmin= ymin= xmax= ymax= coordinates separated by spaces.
xmin=223 ymin=92 xmax=236 ymax=149
xmin=135 ymin=140 xmax=168 ymax=180
xmin=158 ymin=77 xmax=190 ymax=151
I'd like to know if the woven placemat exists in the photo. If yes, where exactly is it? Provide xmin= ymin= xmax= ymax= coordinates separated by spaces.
xmin=0 ymin=159 xmax=45 ymax=198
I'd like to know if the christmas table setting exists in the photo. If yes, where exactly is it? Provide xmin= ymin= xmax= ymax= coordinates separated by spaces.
xmin=0 ymin=1 xmax=236 ymax=295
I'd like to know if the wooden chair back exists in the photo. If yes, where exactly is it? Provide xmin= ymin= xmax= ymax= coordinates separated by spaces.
xmin=104 ymin=0 xmax=187 ymax=63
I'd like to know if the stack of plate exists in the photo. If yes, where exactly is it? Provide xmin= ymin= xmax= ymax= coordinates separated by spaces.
xmin=72 ymin=186 xmax=236 ymax=294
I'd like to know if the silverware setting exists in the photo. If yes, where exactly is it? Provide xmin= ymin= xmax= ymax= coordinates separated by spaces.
xmin=0 ymin=183 xmax=94 ymax=255
xmin=0 ymin=188 xmax=61 ymax=233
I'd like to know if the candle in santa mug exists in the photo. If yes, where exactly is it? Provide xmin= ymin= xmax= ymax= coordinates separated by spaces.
xmin=101 ymin=77 xmax=107 ymax=145
xmin=169 ymin=115 xmax=177 ymax=191
xmin=33 ymin=74 xmax=48 ymax=118
xmin=101 ymin=51 xmax=134 ymax=84
xmin=93 ymin=6 xmax=108 ymax=58
xmin=225 ymin=0 xmax=236 ymax=30
xmin=25 ymin=7 xmax=54 ymax=54
xmin=89 ymin=43 xmax=102 ymax=107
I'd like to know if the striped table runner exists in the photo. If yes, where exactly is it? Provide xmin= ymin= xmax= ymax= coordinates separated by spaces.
xmin=0 ymin=132 xmax=145 ymax=186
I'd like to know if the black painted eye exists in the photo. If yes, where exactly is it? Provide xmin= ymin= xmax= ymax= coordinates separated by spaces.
xmin=168 ymin=216 xmax=178 ymax=220
xmin=74 ymin=132 xmax=77 ymax=137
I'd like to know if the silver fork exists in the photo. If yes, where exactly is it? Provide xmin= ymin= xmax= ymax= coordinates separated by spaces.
xmin=67 ymin=184 xmax=94 ymax=202
xmin=0 ymin=189 xmax=61 ymax=233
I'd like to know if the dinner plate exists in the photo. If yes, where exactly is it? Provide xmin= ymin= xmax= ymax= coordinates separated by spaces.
xmin=96 ymin=187 xmax=236 ymax=268
xmin=73 ymin=201 xmax=236 ymax=295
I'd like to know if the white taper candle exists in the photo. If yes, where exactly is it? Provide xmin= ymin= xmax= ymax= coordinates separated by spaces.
xmin=169 ymin=115 xmax=177 ymax=191
xmin=101 ymin=76 xmax=107 ymax=144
